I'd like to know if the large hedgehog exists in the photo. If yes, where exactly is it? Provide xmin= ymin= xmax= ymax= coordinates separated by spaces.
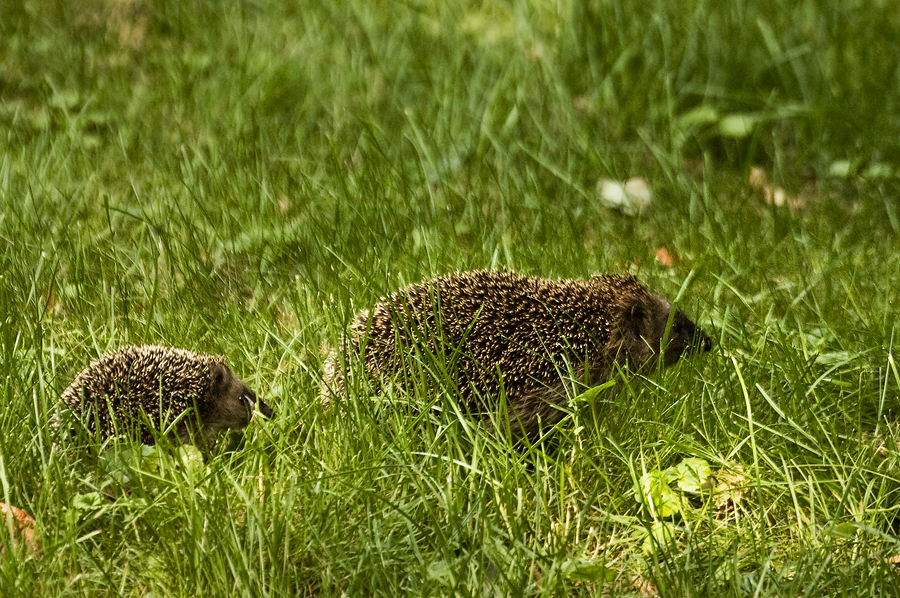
xmin=60 ymin=345 xmax=273 ymax=445
xmin=322 ymin=270 xmax=711 ymax=438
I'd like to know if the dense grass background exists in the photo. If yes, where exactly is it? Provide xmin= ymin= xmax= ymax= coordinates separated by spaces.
xmin=2 ymin=0 xmax=900 ymax=595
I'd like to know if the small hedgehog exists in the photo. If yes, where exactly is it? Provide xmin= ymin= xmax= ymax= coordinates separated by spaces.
xmin=322 ymin=270 xmax=711 ymax=438
xmin=60 ymin=345 xmax=273 ymax=446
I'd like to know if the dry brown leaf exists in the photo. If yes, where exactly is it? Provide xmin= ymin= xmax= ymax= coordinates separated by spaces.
xmin=573 ymin=95 xmax=592 ymax=113
xmin=748 ymin=166 xmax=768 ymax=190
xmin=108 ymin=0 xmax=149 ymax=52
xmin=532 ymin=563 xmax=543 ymax=588
xmin=0 ymin=502 xmax=40 ymax=555
xmin=655 ymin=247 xmax=676 ymax=267
xmin=712 ymin=465 xmax=749 ymax=518
xmin=624 ymin=178 xmax=653 ymax=211
xmin=748 ymin=165 xmax=807 ymax=212
xmin=628 ymin=574 xmax=660 ymax=597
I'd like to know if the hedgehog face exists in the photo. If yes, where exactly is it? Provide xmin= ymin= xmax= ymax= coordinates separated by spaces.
xmin=662 ymin=309 xmax=713 ymax=366
xmin=622 ymin=294 xmax=711 ymax=369
xmin=198 ymin=363 xmax=271 ymax=435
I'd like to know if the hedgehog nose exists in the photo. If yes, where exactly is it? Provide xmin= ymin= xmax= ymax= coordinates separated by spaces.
xmin=255 ymin=398 xmax=274 ymax=419
xmin=698 ymin=330 xmax=712 ymax=352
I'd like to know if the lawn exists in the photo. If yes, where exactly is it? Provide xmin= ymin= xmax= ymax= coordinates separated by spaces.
xmin=1 ymin=0 xmax=900 ymax=595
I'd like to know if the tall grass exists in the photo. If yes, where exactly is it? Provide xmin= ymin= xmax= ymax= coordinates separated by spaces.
xmin=1 ymin=0 xmax=899 ymax=595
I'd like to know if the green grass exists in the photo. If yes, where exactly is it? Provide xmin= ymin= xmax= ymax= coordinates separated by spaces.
xmin=2 ymin=0 xmax=900 ymax=595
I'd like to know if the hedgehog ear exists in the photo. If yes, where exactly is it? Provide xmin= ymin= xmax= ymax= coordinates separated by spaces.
xmin=625 ymin=299 xmax=647 ymax=341
xmin=629 ymin=300 xmax=645 ymax=320
xmin=209 ymin=362 xmax=231 ymax=393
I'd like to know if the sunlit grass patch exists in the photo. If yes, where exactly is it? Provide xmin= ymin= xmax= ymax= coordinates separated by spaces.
xmin=1 ymin=0 xmax=899 ymax=595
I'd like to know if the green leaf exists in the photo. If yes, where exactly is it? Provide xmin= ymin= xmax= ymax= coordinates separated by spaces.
xmin=674 ymin=458 xmax=712 ymax=493
xmin=426 ymin=559 xmax=454 ymax=586
xmin=677 ymin=105 xmax=720 ymax=128
xmin=572 ymin=380 xmax=617 ymax=404
xmin=822 ymin=522 xmax=858 ymax=539
xmin=718 ymin=114 xmax=757 ymax=138
xmin=558 ymin=557 xmax=608 ymax=583
xmin=71 ymin=492 xmax=104 ymax=513
xmin=178 ymin=445 xmax=206 ymax=479
xmin=862 ymin=162 xmax=894 ymax=179
xmin=637 ymin=470 xmax=682 ymax=518
xmin=828 ymin=160 xmax=855 ymax=178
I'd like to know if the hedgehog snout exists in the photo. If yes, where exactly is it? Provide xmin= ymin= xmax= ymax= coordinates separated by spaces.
xmin=662 ymin=310 xmax=712 ymax=366
xmin=683 ymin=313 xmax=713 ymax=354
xmin=250 ymin=393 xmax=274 ymax=419
xmin=696 ymin=328 xmax=713 ymax=353
xmin=238 ymin=388 xmax=274 ymax=420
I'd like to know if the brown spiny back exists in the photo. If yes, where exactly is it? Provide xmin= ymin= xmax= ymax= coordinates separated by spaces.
xmin=323 ymin=270 xmax=710 ymax=438
xmin=60 ymin=345 xmax=239 ymax=444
